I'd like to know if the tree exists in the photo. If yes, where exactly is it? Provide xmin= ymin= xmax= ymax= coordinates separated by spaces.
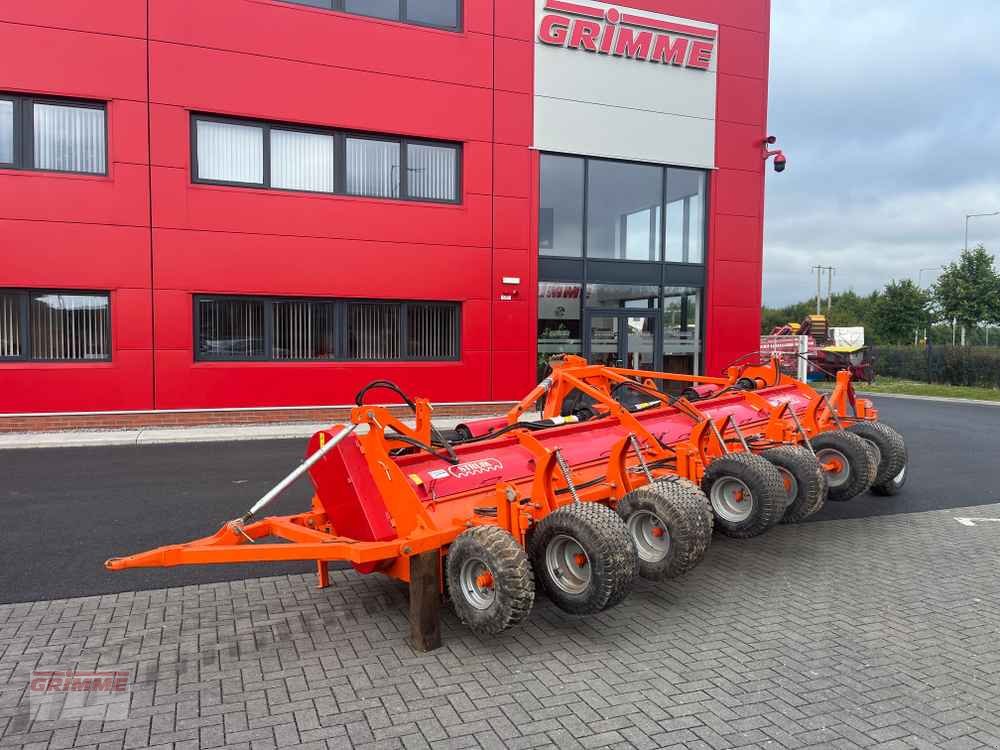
xmin=870 ymin=279 xmax=930 ymax=345
xmin=932 ymin=245 xmax=1000 ymax=339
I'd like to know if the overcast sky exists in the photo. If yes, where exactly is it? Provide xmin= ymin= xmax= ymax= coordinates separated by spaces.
xmin=762 ymin=0 xmax=1000 ymax=306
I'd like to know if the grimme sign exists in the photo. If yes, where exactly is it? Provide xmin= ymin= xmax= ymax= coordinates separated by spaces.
xmin=537 ymin=0 xmax=716 ymax=70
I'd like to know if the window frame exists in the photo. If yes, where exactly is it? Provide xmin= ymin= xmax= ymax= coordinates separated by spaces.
xmin=0 ymin=94 xmax=108 ymax=176
xmin=191 ymin=114 xmax=462 ymax=204
xmin=193 ymin=294 xmax=461 ymax=363
xmin=0 ymin=288 xmax=112 ymax=362
xmin=275 ymin=0 xmax=463 ymax=32
xmin=539 ymin=152 xmax=710 ymax=268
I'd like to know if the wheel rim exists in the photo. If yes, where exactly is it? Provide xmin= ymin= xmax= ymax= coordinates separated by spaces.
xmin=627 ymin=511 xmax=671 ymax=563
xmin=458 ymin=557 xmax=496 ymax=611
xmin=817 ymin=448 xmax=851 ymax=488
xmin=545 ymin=534 xmax=592 ymax=594
xmin=710 ymin=477 xmax=754 ymax=523
xmin=778 ymin=467 xmax=799 ymax=500
xmin=893 ymin=463 xmax=906 ymax=484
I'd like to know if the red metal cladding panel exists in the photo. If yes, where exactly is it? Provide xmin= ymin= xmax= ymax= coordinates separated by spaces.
xmin=495 ymin=0 xmax=534 ymax=40
xmin=151 ymin=167 xmax=493 ymax=247
xmin=110 ymin=288 xmax=153 ymax=351
xmin=0 ymin=220 xmax=149 ymax=290
xmin=492 ymin=350 xmax=536 ymax=401
xmin=0 ymin=0 xmax=146 ymax=38
xmin=493 ymin=144 xmax=532 ymax=198
xmin=717 ymin=73 xmax=766 ymax=126
xmin=716 ymin=121 xmax=766 ymax=173
xmin=706 ymin=305 xmax=762 ymax=374
xmin=152 ymin=229 xmax=492 ymax=302
xmin=150 ymin=0 xmax=492 ymax=90
xmin=153 ymin=350 xmax=492 ymax=409
xmin=0 ymin=350 xmax=153 ymax=413
xmin=717 ymin=26 xmax=769 ymax=80
xmin=495 ymin=36 xmax=534 ymax=94
xmin=492 ymin=249 xmax=531 ymax=302
xmin=712 ymin=260 xmax=763 ymax=310
xmin=152 ymin=290 xmax=192 ymax=352
xmin=462 ymin=300 xmax=491 ymax=353
xmin=149 ymin=42 xmax=493 ymax=144
xmin=464 ymin=141 xmax=494 ymax=196
xmin=494 ymin=196 xmax=531 ymax=250
xmin=0 ymin=165 xmax=149 ymax=228
xmin=712 ymin=214 xmax=763 ymax=264
xmin=492 ymin=302 xmax=531 ymax=352
xmin=494 ymin=91 xmax=533 ymax=146
xmin=110 ymin=100 xmax=151 ymax=166
xmin=148 ymin=104 xmax=188 ymax=169
xmin=0 ymin=22 xmax=146 ymax=102
xmin=464 ymin=0 xmax=494 ymax=35
xmin=712 ymin=169 xmax=763 ymax=219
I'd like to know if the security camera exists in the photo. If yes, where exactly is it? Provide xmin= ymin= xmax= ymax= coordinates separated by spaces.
xmin=765 ymin=135 xmax=777 ymax=145
xmin=773 ymin=153 xmax=786 ymax=173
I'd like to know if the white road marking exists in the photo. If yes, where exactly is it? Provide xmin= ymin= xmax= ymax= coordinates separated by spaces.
xmin=954 ymin=517 xmax=1000 ymax=526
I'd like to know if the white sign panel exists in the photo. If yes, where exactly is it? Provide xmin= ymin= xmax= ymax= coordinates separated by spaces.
xmin=534 ymin=0 xmax=718 ymax=168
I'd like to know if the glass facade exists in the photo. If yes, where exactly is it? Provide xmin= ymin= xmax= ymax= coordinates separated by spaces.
xmin=537 ymin=153 xmax=708 ymax=380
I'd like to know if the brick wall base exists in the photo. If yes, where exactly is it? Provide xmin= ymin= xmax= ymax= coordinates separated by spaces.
xmin=0 ymin=402 xmax=516 ymax=433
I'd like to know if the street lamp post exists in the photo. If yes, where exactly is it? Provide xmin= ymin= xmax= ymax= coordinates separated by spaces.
xmin=965 ymin=210 xmax=1000 ymax=251
xmin=960 ymin=211 xmax=1000 ymax=347
xmin=918 ymin=267 xmax=941 ymax=288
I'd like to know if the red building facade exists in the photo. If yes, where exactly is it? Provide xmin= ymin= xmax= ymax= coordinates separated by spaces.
xmin=0 ymin=0 xmax=770 ymax=414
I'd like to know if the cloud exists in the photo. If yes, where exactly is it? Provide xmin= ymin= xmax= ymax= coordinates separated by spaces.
xmin=763 ymin=0 xmax=1000 ymax=305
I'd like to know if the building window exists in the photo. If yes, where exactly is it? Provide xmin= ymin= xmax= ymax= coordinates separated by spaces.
xmin=195 ymin=120 xmax=264 ymax=186
xmin=537 ymin=282 xmax=582 ymax=380
xmin=539 ymin=155 xmax=584 ymax=258
xmin=587 ymin=160 xmax=663 ymax=261
xmin=666 ymin=169 xmax=706 ymax=263
xmin=539 ymin=154 xmax=708 ymax=264
xmin=345 ymin=136 xmax=400 ymax=198
xmin=192 ymin=114 xmax=461 ymax=203
xmin=585 ymin=284 xmax=660 ymax=310
xmin=195 ymin=296 xmax=459 ymax=362
xmin=662 ymin=287 xmax=702 ymax=374
xmin=0 ymin=290 xmax=111 ymax=361
xmin=0 ymin=94 xmax=106 ymax=175
xmin=279 ymin=0 xmax=461 ymax=31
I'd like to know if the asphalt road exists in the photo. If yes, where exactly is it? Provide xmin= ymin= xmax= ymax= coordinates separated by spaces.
xmin=1 ymin=396 xmax=997 ymax=604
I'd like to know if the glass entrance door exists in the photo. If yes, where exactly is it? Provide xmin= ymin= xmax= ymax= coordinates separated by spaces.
xmin=586 ymin=311 xmax=657 ymax=369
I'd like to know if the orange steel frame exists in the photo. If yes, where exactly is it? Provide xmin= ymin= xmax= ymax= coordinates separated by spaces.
xmin=105 ymin=355 xmax=875 ymax=588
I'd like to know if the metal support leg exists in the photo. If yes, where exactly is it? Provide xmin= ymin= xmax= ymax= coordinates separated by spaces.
xmin=316 ymin=560 xmax=330 ymax=589
xmin=408 ymin=550 xmax=442 ymax=652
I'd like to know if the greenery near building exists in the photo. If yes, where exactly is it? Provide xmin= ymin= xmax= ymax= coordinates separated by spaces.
xmin=840 ymin=377 xmax=1000 ymax=402
xmin=761 ymin=245 xmax=1000 ymax=347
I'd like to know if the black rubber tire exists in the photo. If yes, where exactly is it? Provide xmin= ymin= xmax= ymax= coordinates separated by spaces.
xmin=617 ymin=478 xmax=713 ymax=581
xmin=847 ymin=421 xmax=907 ymax=489
xmin=445 ymin=526 xmax=534 ymax=636
xmin=872 ymin=461 xmax=908 ymax=496
xmin=528 ymin=503 xmax=638 ymax=614
xmin=762 ymin=445 xmax=827 ymax=524
xmin=811 ymin=430 xmax=877 ymax=502
xmin=700 ymin=452 xmax=787 ymax=538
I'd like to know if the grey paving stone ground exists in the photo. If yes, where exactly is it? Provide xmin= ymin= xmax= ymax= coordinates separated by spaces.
xmin=1 ymin=505 xmax=998 ymax=750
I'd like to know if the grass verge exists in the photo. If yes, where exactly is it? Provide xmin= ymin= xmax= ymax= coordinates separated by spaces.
xmin=853 ymin=377 xmax=1000 ymax=402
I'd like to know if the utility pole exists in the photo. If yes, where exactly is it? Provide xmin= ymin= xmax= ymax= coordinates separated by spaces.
xmin=826 ymin=266 xmax=835 ymax=317
xmin=812 ymin=266 xmax=835 ymax=317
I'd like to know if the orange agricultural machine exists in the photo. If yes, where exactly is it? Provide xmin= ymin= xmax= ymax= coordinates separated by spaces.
xmin=106 ymin=357 xmax=906 ymax=648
